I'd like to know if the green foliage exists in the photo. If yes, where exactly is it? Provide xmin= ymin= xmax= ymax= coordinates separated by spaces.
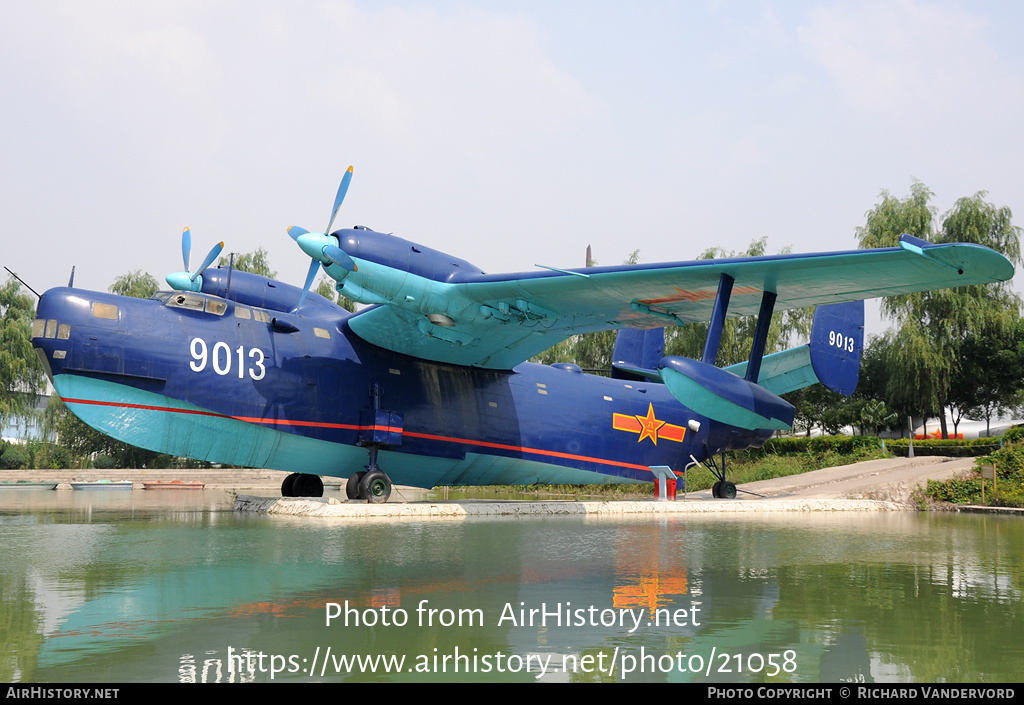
xmin=885 ymin=438 xmax=1000 ymax=457
xmin=92 ymin=455 xmax=116 ymax=470
xmin=109 ymin=270 xmax=159 ymax=299
xmin=315 ymin=274 xmax=356 ymax=312
xmin=787 ymin=385 xmax=863 ymax=436
xmin=855 ymin=180 xmax=935 ymax=251
xmin=923 ymin=439 xmax=1024 ymax=507
xmin=221 ymin=248 xmax=277 ymax=279
xmin=0 ymin=277 xmax=44 ymax=429
xmin=1003 ymin=425 xmax=1024 ymax=444
xmin=0 ymin=444 xmax=29 ymax=469
xmin=924 ymin=478 xmax=982 ymax=504
xmin=860 ymin=399 xmax=899 ymax=436
xmin=858 ymin=184 xmax=1024 ymax=438
xmin=759 ymin=434 xmax=883 ymax=456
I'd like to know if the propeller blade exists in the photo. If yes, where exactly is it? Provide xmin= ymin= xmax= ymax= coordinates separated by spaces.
xmin=325 ymin=166 xmax=354 ymax=235
xmin=296 ymin=258 xmax=321 ymax=311
xmin=190 ymin=241 xmax=224 ymax=281
xmin=323 ymin=244 xmax=357 ymax=272
xmin=287 ymin=225 xmax=309 ymax=241
xmin=182 ymin=227 xmax=192 ymax=270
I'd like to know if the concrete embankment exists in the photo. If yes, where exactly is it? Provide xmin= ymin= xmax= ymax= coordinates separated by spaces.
xmin=234 ymin=494 xmax=910 ymax=518
xmin=3 ymin=455 xmax=1007 ymax=517
xmin=0 ymin=467 xmax=292 ymax=490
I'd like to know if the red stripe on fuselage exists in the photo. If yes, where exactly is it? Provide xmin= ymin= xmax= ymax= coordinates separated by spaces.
xmin=60 ymin=397 xmax=649 ymax=472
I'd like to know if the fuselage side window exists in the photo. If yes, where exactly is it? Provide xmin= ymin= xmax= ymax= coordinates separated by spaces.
xmin=92 ymin=303 xmax=118 ymax=320
xmin=235 ymin=306 xmax=252 ymax=320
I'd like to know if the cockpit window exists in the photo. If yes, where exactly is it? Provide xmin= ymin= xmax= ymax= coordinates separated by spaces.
xmin=205 ymin=299 xmax=227 ymax=316
xmin=164 ymin=292 xmax=227 ymax=316
xmin=167 ymin=293 xmax=205 ymax=311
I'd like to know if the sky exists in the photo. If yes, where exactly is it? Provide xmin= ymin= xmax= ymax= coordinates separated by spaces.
xmin=3 ymin=0 xmax=1024 ymax=337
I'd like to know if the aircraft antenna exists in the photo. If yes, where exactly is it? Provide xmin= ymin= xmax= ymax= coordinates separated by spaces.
xmin=3 ymin=266 xmax=40 ymax=299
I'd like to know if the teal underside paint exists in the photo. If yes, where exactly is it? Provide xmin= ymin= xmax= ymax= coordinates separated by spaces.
xmin=53 ymin=374 xmax=635 ymax=488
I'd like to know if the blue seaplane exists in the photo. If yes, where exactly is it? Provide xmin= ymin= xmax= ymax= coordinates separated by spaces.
xmin=29 ymin=168 xmax=1015 ymax=501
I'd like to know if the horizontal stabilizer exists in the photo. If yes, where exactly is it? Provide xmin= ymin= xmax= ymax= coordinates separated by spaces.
xmin=725 ymin=346 xmax=816 ymax=396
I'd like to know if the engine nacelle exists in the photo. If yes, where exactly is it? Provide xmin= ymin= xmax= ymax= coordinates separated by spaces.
xmin=658 ymin=356 xmax=795 ymax=431
xmin=323 ymin=227 xmax=486 ymax=313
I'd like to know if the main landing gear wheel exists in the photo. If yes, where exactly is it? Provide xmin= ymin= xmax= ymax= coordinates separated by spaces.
xmin=715 ymin=481 xmax=737 ymax=500
xmin=281 ymin=473 xmax=299 ymax=497
xmin=358 ymin=469 xmax=392 ymax=504
xmin=346 ymin=472 xmax=365 ymax=500
xmin=282 ymin=472 xmax=323 ymax=497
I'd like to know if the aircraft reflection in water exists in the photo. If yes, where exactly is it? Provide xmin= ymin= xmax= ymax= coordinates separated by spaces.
xmin=29 ymin=167 xmax=1015 ymax=499
xmin=15 ymin=508 xmax=1023 ymax=683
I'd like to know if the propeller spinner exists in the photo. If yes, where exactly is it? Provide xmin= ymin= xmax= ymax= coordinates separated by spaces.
xmin=290 ymin=166 xmax=358 ymax=311
xmin=166 ymin=227 xmax=224 ymax=292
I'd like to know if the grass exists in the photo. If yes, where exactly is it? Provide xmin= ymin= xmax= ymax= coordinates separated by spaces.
xmin=439 ymin=441 xmax=890 ymax=499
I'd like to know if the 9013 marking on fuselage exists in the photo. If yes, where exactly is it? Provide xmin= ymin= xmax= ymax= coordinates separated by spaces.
xmin=189 ymin=338 xmax=267 ymax=380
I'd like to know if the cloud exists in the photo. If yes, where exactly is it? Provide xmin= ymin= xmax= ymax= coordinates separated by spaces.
xmin=797 ymin=0 xmax=1019 ymax=120
xmin=0 ymin=1 xmax=602 ymax=292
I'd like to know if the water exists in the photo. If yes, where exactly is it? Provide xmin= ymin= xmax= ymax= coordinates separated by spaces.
xmin=1 ymin=489 xmax=1021 ymax=683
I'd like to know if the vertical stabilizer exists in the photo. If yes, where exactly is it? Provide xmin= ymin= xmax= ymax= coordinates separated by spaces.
xmin=808 ymin=300 xmax=864 ymax=395
xmin=611 ymin=328 xmax=665 ymax=380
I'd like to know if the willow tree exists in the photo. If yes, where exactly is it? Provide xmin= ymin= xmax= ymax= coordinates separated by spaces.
xmin=220 ymin=248 xmax=277 ymax=279
xmin=0 ymin=277 xmax=43 ymax=433
xmin=109 ymin=270 xmax=159 ymax=299
xmin=858 ymin=186 xmax=1023 ymax=438
xmin=316 ymin=275 xmax=357 ymax=313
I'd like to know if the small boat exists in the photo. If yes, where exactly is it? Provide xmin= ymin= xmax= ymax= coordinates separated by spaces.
xmin=142 ymin=480 xmax=205 ymax=490
xmin=70 ymin=480 xmax=134 ymax=490
xmin=0 ymin=481 xmax=58 ymax=490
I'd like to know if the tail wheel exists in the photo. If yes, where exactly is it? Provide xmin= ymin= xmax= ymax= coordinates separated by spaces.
xmin=358 ymin=469 xmax=392 ymax=504
xmin=719 ymin=481 xmax=737 ymax=500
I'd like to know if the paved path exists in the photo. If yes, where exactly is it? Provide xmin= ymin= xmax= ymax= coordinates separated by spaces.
xmin=685 ymin=456 xmax=975 ymax=503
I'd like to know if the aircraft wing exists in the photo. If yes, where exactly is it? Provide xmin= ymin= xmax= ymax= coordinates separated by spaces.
xmin=345 ymin=237 xmax=1014 ymax=369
